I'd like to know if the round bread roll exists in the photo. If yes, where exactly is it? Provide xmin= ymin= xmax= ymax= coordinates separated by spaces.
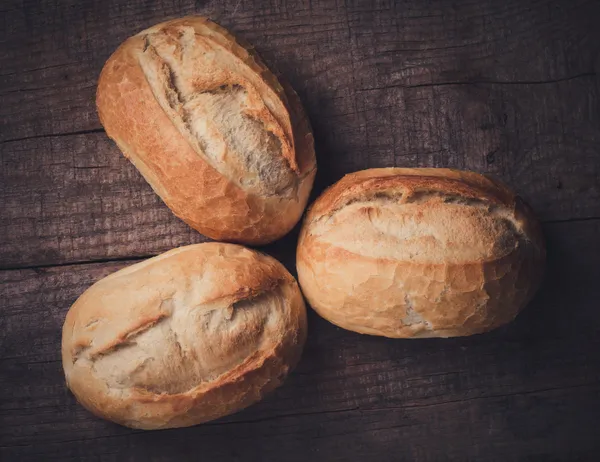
xmin=297 ymin=168 xmax=545 ymax=338
xmin=96 ymin=16 xmax=316 ymax=245
xmin=62 ymin=243 xmax=307 ymax=429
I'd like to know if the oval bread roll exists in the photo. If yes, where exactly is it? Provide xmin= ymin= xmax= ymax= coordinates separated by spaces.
xmin=297 ymin=168 xmax=545 ymax=338
xmin=62 ymin=243 xmax=307 ymax=429
xmin=96 ymin=16 xmax=316 ymax=244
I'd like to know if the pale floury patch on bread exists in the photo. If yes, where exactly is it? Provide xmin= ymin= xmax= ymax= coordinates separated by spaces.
xmin=62 ymin=243 xmax=307 ymax=429
xmin=297 ymin=168 xmax=546 ymax=338
xmin=97 ymin=16 xmax=316 ymax=244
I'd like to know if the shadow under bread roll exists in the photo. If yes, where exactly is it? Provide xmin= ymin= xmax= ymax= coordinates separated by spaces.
xmin=97 ymin=16 xmax=316 ymax=245
xmin=62 ymin=243 xmax=307 ymax=429
xmin=297 ymin=168 xmax=546 ymax=338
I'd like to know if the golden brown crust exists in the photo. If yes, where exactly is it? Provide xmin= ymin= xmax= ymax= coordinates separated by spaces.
xmin=307 ymin=167 xmax=515 ymax=220
xmin=62 ymin=243 xmax=307 ymax=429
xmin=96 ymin=16 xmax=316 ymax=245
xmin=297 ymin=168 xmax=545 ymax=338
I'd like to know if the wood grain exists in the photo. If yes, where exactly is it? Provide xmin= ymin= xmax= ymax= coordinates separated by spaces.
xmin=0 ymin=133 xmax=208 ymax=268
xmin=1 ymin=220 xmax=599 ymax=460
xmin=0 ymin=89 xmax=600 ymax=268
xmin=2 ymin=0 xmax=600 ymax=268
xmin=1 ymin=0 xmax=598 ymax=140
xmin=2 ymin=77 xmax=599 ymax=267
xmin=2 ymin=0 xmax=600 ymax=460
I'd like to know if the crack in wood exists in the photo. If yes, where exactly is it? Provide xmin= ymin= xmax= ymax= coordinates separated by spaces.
xmin=0 ymin=255 xmax=153 ymax=272
xmin=1 ymin=128 xmax=105 ymax=144
xmin=0 ymin=62 xmax=74 ymax=78
xmin=2 ymin=381 xmax=598 ymax=447
xmin=356 ymin=72 xmax=598 ymax=93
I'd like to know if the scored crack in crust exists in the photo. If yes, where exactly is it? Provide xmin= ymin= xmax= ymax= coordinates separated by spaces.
xmin=96 ymin=16 xmax=316 ymax=244
xmin=297 ymin=168 xmax=546 ymax=338
xmin=137 ymin=24 xmax=298 ymax=196
xmin=62 ymin=243 xmax=307 ymax=429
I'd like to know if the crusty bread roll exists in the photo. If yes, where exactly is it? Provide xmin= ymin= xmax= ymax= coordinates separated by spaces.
xmin=96 ymin=16 xmax=316 ymax=244
xmin=297 ymin=168 xmax=545 ymax=338
xmin=62 ymin=243 xmax=307 ymax=429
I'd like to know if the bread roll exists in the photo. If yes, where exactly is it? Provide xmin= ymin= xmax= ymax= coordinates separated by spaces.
xmin=96 ymin=16 xmax=316 ymax=244
xmin=297 ymin=168 xmax=545 ymax=338
xmin=62 ymin=243 xmax=307 ymax=429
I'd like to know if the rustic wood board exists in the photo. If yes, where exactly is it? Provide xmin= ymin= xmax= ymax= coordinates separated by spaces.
xmin=1 ymin=0 xmax=600 ymax=460
xmin=2 ymin=221 xmax=600 ymax=460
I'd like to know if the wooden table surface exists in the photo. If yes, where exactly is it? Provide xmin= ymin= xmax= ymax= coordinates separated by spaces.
xmin=2 ymin=0 xmax=600 ymax=460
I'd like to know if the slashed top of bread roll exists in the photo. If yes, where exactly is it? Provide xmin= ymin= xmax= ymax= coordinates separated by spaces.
xmin=137 ymin=19 xmax=299 ymax=195
xmin=97 ymin=16 xmax=316 ymax=244
xmin=308 ymin=168 xmax=532 ymax=264
xmin=297 ymin=168 xmax=545 ymax=338
xmin=62 ymin=243 xmax=307 ymax=429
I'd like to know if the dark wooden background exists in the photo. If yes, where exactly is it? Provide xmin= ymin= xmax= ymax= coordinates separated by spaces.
xmin=1 ymin=0 xmax=600 ymax=460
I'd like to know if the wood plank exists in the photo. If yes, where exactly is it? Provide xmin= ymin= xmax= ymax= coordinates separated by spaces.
xmin=1 ymin=220 xmax=599 ymax=460
xmin=2 ymin=0 xmax=600 ymax=268
xmin=1 ymin=388 xmax=598 ymax=461
xmin=2 ymin=0 xmax=600 ymax=460
xmin=0 ymin=133 xmax=208 ymax=267
xmin=3 ymin=70 xmax=600 ymax=268
xmin=1 ymin=0 xmax=598 ymax=141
